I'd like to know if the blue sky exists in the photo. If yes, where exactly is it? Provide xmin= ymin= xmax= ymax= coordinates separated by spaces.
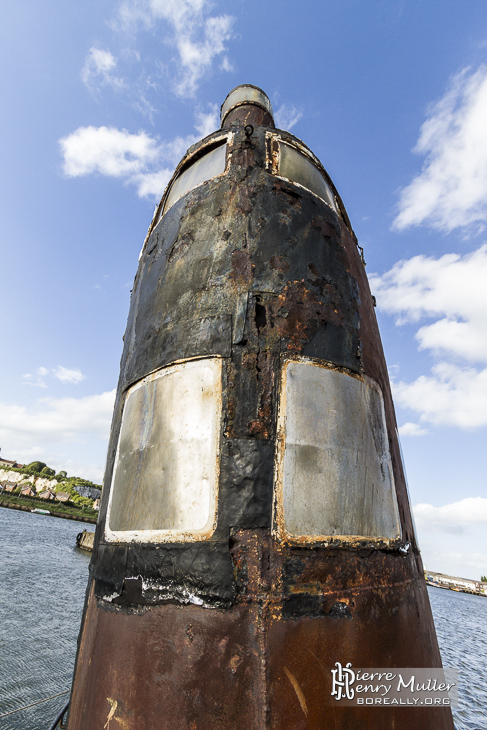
xmin=1 ymin=0 xmax=486 ymax=579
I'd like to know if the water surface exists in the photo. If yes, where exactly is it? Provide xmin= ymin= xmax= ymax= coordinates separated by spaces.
xmin=0 ymin=509 xmax=90 ymax=729
xmin=0 ymin=508 xmax=486 ymax=729
xmin=428 ymin=585 xmax=487 ymax=729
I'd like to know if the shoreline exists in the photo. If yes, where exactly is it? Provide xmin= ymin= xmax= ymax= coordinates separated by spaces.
xmin=0 ymin=499 xmax=97 ymax=524
xmin=426 ymin=579 xmax=486 ymax=598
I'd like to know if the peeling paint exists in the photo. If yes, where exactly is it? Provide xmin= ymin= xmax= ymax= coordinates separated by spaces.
xmin=103 ymin=698 xmax=117 ymax=730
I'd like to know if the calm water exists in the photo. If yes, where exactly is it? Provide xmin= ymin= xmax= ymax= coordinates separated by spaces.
xmin=0 ymin=509 xmax=90 ymax=729
xmin=0 ymin=508 xmax=486 ymax=729
xmin=428 ymin=585 xmax=487 ymax=729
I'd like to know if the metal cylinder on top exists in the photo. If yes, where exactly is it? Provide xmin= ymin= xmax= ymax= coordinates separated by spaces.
xmin=67 ymin=85 xmax=454 ymax=729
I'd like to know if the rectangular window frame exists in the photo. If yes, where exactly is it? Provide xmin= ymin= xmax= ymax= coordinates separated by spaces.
xmin=140 ymin=133 xmax=233 ymax=257
xmin=158 ymin=133 xmax=231 ymax=222
xmin=105 ymin=356 xmax=223 ymax=544
xmin=265 ymin=132 xmax=340 ymax=215
xmin=272 ymin=356 xmax=402 ymax=548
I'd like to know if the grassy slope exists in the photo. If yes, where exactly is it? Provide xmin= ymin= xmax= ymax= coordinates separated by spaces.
xmin=0 ymin=491 xmax=98 ymax=523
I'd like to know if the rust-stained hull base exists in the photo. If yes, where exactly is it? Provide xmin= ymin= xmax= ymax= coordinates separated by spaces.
xmin=69 ymin=530 xmax=453 ymax=730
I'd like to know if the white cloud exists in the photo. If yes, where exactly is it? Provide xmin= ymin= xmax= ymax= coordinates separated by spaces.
xmin=23 ymin=366 xmax=50 ymax=389
xmin=194 ymin=104 xmax=220 ymax=138
xmin=60 ymin=126 xmax=159 ymax=179
xmin=0 ymin=391 xmax=115 ymax=482
xmin=81 ymin=47 xmax=125 ymax=92
xmin=134 ymin=94 xmax=158 ymax=123
xmin=371 ymin=245 xmax=487 ymax=429
xmin=53 ymin=366 xmax=85 ymax=385
xmin=50 ymin=459 xmax=107 ymax=484
xmin=59 ymin=108 xmax=220 ymax=198
xmin=408 ymin=504 xmax=487 ymax=576
xmin=394 ymin=65 xmax=487 ymax=233
xmin=393 ymin=363 xmax=487 ymax=429
xmin=275 ymin=103 xmax=303 ymax=132
xmin=134 ymin=169 xmax=173 ymax=199
xmin=0 ymin=390 xmax=115 ymax=483
xmin=420 ymin=542 xmax=487 ymax=579
xmin=117 ymin=0 xmax=235 ymax=97
xmin=414 ymin=497 xmax=487 ymax=534
xmin=23 ymin=366 xmax=86 ymax=388
xmin=369 ymin=245 xmax=487 ymax=364
xmin=220 ymin=56 xmax=234 ymax=73
xmin=0 ymin=391 xmax=115 ymax=444
xmin=398 ymin=422 xmax=428 ymax=437
xmin=60 ymin=125 xmax=168 ymax=198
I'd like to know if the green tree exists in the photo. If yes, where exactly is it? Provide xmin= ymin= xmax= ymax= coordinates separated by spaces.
xmin=25 ymin=461 xmax=47 ymax=473
xmin=481 ymin=575 xmax=487 ymax=583
xmin=40 ymin=466 xmax=55 ymax=477
xmin=55 ymin=471 xmax=68 ymax=480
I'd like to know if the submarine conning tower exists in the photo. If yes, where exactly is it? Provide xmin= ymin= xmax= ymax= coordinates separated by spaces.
xmin=67 ymin=86 xmax=454 ymax=730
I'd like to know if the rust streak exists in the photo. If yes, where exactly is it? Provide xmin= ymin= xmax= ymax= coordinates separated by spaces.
xmin=311 ymin=214 xmax=339 ymax=239
xmin=230 ymin=250 xmax=253 ymax=288
xmin=269 ymin=255 xmax=290 ymax=272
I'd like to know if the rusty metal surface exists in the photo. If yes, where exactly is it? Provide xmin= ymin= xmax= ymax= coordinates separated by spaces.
xmin=67 ymin=99 xmax=454 ymax=729
xmin=221 ymin=85 xmax=274 ymax=128
xmin=224 ymin=105 xmax=275 ymax=128
xmin=69 ymin=533 xmax=453 ymax=729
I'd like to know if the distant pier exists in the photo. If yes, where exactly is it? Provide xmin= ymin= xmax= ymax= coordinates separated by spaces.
xmin=426 ymin=570 xmax=487 ymax=597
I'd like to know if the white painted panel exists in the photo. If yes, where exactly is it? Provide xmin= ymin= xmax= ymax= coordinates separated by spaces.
xmin=106 ymin=358 xmax=222 ymax=542
xmin=276 ymin=359 xmax=400 ymax=540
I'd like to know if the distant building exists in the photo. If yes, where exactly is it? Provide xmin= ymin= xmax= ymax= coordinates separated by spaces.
xmin=0 ymin=457 xmax=24 ymax=468
xmin=93 ymin=499 xmax=100 ymax=510
xmin=426 ymin=570 xmax=485 ymax=595
xmin=39 ymin=489 xmax=56 ymax=501
xmin=20 ymin=486 xmax=36 ymax=497
xmin=55 ymin=492 xmax=70 ymax=503
xmin=3 ymin=482 xmax=18 ymax=492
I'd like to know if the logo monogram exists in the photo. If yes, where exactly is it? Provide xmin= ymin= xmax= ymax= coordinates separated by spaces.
xmin=331 ymin=662 xmax=356 ymax=700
